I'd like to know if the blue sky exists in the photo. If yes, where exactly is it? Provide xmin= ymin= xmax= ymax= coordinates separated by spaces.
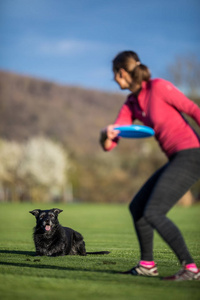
xmin=0 ymin=0 xmax=199 ymax=92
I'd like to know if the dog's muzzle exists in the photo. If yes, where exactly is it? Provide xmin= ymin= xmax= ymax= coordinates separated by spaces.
xmin=45 ymin=225 xmax=51 ymax=231
xmin=43 ymin=220 xmax=52 ymax=232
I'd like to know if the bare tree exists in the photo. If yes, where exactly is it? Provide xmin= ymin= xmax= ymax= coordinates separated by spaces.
xmin=0 ymin=137 xmax=72 ymax=202
xmin=167 ymin=55 xmax=200 ymax=97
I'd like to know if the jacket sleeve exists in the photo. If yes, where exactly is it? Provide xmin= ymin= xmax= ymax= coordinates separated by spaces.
xmin=161 ymin=81 xmax=200 ymax=127
xmin=114 ymin=101 xmax=135 ymax=126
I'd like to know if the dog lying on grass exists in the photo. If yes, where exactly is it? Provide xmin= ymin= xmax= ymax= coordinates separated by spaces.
xmin=30 ymin=208 xmax=110 ymax=257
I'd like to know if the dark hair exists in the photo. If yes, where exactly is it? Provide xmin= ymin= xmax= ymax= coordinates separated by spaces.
xmin=112 ymin=51 xmax=151 ymax=84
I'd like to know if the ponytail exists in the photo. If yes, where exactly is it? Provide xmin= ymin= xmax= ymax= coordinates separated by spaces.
xmin=131 ymin=63 xmax=151 ymax=84
xmin=112 ymin=51 xmax=151 ymax=84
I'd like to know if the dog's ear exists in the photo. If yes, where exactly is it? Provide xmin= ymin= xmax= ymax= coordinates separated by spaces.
xmin=52 ymin=208 xmax=63 ymax=216
xmin=29 ymin=209 xmax=41 ymax=218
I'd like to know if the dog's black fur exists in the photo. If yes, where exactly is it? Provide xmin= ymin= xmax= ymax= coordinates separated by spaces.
xmin=30 ymin=208 xmax=109 ymax=257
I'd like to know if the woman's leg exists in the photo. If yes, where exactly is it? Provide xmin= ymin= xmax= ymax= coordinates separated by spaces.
xmin=144 ymin=149 xmax=200 ymax=264
xmin=129 ymin=164 xmax=168 ymax=261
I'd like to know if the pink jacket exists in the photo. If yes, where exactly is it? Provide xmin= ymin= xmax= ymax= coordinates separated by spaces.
xmin=106 ymin=79 xmax=200 ymax=158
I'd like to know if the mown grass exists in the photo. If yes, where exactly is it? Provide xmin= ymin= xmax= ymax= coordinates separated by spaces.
xmin=0 ymin=202 xmax=200 ymax=300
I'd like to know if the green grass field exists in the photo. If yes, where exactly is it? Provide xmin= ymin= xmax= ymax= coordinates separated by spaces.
xmin=0 ymin=202 xmax=199 ymax=300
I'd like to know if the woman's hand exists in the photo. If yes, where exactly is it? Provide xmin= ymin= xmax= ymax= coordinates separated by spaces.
xmin=100 ymin=125 xmax=119 ymax=150
xmin=106 ymin=124 xmax=120 ymax=140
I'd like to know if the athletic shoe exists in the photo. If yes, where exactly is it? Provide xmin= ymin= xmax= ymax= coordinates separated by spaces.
xmin=121 ymin=263 xmax=159 ymax=276
xmin=162 ymin=266 xmax=200 ymax=281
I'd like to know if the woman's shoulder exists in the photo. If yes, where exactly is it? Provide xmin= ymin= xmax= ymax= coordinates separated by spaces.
xmin=149 ymin=78 xmax=175 ymax=92
xmin=147 ymin=78 xmax=176 ymax=94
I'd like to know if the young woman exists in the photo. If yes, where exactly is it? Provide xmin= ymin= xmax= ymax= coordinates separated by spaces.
xmin=100 ymin=51 xmax=200 ymax=281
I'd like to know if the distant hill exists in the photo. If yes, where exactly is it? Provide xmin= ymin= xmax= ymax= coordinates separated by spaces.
xmin=0 ymin=70 xmax=125 ymax=155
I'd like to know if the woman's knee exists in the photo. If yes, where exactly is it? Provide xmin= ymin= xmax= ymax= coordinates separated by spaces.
xmin=144 ymin=207 xmax=162 ymax=226
xmin=144 ymin=210 xmax=155 ymax=224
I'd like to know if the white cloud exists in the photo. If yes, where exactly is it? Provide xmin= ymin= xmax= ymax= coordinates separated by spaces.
xmin=37 ymin=38 xmax=115 ymax=57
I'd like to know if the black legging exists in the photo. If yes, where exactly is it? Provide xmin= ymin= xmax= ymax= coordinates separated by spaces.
xmin=129 ymin=148 xmax=200 ymax=264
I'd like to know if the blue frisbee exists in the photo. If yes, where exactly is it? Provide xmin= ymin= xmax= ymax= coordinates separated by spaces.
xmin=114 ymin=125 xmax=155 ymax=138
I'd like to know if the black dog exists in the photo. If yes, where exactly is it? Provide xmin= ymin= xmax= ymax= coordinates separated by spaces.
xmin=30 ymin=208 xmax=109 ymax=257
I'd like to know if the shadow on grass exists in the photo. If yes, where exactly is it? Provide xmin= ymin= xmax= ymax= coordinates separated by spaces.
xmin=0 ymin=250 xmax=161 ymax=279
xmin=0 ymin=250 xmax=35 ymax=256
xmin=0 ymin=250 xmax=119 ymax=275
xmin=0 ymin=260 xmax=119 ymax=275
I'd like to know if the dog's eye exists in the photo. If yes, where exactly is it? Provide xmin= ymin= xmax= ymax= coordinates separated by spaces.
xmin=49 ymin=213 xmax=54 ymax=218
xmin=39 ymin=214 xmax=45 ymax=219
